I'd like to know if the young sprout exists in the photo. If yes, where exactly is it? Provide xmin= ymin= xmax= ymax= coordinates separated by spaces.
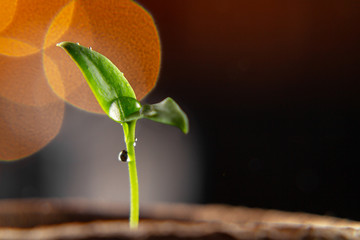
xmin=57 ymin=42 xmax=188 ymax=228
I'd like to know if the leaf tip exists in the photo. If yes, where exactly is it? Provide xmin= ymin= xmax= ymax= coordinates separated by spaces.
xmin=180 ymin=116 xmax=189 ymax=134
xmin=56 ymin=41 xmax=69 ymax=48
xmin=56 ymin=41 xmax=83 ymax=51
xmin=182 ymin=120 xmax=189 ymax=134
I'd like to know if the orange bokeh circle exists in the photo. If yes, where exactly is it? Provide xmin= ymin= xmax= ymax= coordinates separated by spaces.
xmin=43 ymin=0 xmax=161 ymax=113
xmin=0 ymin=0 xmax=161 ymax=160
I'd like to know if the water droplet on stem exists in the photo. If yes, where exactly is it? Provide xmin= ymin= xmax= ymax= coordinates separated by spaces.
xmin=118 ymin=150 xmax=128 ymax=162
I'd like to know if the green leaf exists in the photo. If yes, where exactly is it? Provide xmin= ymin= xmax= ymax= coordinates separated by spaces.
xmin=58 ymin=42 xmax=189 ymax=133
xmin=127 ymin=97 xmax=189 ymax=134
xmin=57 ymin=41 xmax=141 ymax=122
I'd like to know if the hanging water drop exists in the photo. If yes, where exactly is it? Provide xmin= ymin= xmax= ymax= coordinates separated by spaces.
xmin=88 ymin=46 xmax=92 ymax=50
xmin=76 ymin=42 xmax=80 ymax=45
xmin=118 ymin=150 xmax=128 ymax=162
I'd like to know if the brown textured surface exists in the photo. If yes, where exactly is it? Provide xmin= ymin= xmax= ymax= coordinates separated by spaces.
xmin=0 ymin=199 xmax=359 ymax=239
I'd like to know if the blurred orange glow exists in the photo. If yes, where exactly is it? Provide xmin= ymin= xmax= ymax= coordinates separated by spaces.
xmin=0 ymin=37 xmax=39 ymax=57
xmin=0 ymin=96 xmax=64 ymax=161
xmin=43 ymin=0 xmax=76 ymax=50
xmin=0 ymin=0 xmax=17 ymax=33
xmin=0 ymin=0 xmax=161 ymax=160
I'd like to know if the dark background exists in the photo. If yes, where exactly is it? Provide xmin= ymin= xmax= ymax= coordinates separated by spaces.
xmin=136 ymin=0 xmax=360 ymax=220
xmin=1 ymin=0 xmax=359 ymax=221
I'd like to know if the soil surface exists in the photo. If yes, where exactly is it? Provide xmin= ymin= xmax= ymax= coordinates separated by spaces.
xmin=0 ymin=199 xmax=359 ymax=240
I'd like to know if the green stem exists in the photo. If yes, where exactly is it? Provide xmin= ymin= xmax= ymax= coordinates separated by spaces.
xmin=123 ymin=121 xmax=139 ymax=229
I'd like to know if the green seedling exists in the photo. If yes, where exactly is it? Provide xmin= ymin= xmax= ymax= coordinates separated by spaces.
xmin=57 ymin=42 xmax=188 ymax=228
